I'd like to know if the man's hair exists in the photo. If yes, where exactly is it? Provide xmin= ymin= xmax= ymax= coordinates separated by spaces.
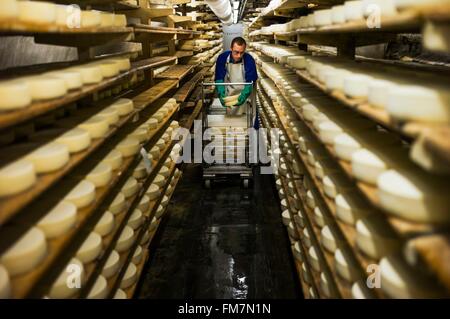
xmin=231 ymin=37 xmax=246 ymax=48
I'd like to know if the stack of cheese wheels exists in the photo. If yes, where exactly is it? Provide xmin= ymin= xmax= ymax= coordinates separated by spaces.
xmin=0 ymin=159 xmax=37 ymax=197
xmin=37 ymin=201 xmax=78 ymax=239
xmin=0 ymin=227 xmax=47 ymax=276
xmin=48 ymin=258 xmax=84 ymax=298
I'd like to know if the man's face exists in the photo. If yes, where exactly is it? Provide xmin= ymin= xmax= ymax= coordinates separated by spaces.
xmin=231 ymin=43 xmax=246 ymax=62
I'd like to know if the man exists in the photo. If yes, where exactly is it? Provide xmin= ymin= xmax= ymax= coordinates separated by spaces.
xmin=214 ymin=37 xmax=258 ymax=116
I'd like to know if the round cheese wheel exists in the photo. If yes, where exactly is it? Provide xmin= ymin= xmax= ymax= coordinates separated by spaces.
xmin=301 ymin=263 xmax=312 ymax=284
xmin=108 ymin=58 xmax=130 ymax=72
xmin=132 ymin=246 xmax=143 ymax=265
xmin=368 ymin=79 xmax=398 ymax=109
xmin=94 ymin=211 xmax=114 ymax=237
xmin=48 ymin=258 xmax=84 ymax=299
xmin=318 ymin=120 xmax=344 ymax=145
xmin=280 ymin=198 xmax=288 ymax=211
xmin=377 ymin=169 xmax=450 ymax=223
xmin=306 ymin=190 xmax=315 ymax=209
xmin=0 ymin=80 xmax=31 ymax=110
xmin=308 ymin=246 xmax=321 ymax=272
xmin=121 ymin=177 xmax=139 ymax=198
xmin=55 ymin=128 xmax=91 ymax=154
xmin=0 ymin=159 xmax=36 ymax=197
xmin=1 ymin=227 xmax=47 ymax=276
xmin=166 ymin=184 xmax=173 ymax=195
xmin=26 ymin=142 xmax=69 ymax=173
xmin=323 ymin=173 xmax=353 ymax=199
xmin=23 ymin=76 xmax=67 ymax=100
xmin=281 ymin=210 xmax=291 ymax=226
xmin=344 ymin=0 xmax=364 ymax=21
xmin=356 ymin=214 xmax=400 ymax=259
xmin=47 ymin=70 xmax=83 ymax=91
xmin=100 ymin=12 xmax=115 ymax=27
xmin=65 ymin=180 xmax=96 ymax=208
xmin=152 ymin=112 xmax=164 ymax=123
xmin=161 ymin=195 xmax=169 ymax=208
xmin=0 ymin=265 xmax=11 ymax=299
xmin=153 ymin=174 xmax=165 ymax=188
xmin=344 ymin=74 xmax=372 ymax=98
xmin=333 ymin=133 xmax=361 ymax=161
xmin=114 ymin=289 xmax=127 ymax=299
xmin=102 ymin=250 xmax=120 ymax=279
xmin=92 ymin=61 xmax=120 ymax=78
xmin=321 ymin=225 xmax=337 ymax=253
xmin=335 ymin=248 xmax=361 ymax=282
xmin=351 ymin=279 xmax=377 ymax=299
xmin=87 ymin=275 xmax=108 ymax=299
xmin=386 ymin=85 xmax=450 ymax=124
xmin=170 ymin=121 xmax=180 ymax=129
xmin=109 ymin=193 xmax=125 ymax=215
xmin=81 ymin=10 xmax=101 ymax=28
xmin=302 ymin=228 xmax=312 ymax=248
xmin=146 ymin=183 xmax=160 ymax=201
xmin=102 ymin=149 xmax=123 ymax=171
xmin=37 ymin=201 xmax=77 ymax=239
xmin=0 ymin=0 xmax=19 ymax=20
xmin=70 ymin=65 xmax=103 ymax=84
xmin=113 ymin=14 xmax=127 ymax=27
xmin=97 ymin=108 xmax=119 ymax=126
xmin=128 ymin=208 xmax=143 ymax=230
xmin=146 ymin=118 xmax=158 ymax=130
xmin=149 ymin=147 xmax=160 ymax=160
xmin=120 ymin=262 xmax=137 ymax=289
xmin=78 ymin=116 xmax=109 ymax=139
xmin=129 ymin=128 xmax=148 ymax=144
xmin=293 ymin=242 xmax=303 ymax=262
xmin=116 ymin=226 xmax=135 ymax=252
xmin=110 ymin=98 xmax=134 ymax=116
xmin=138 ymin=195 xmax=150 ymax=213
xmin=76 ymin=232 xmax=102 ymax=264
xmin=149 ymin=218 xmax=158 ymax=232
xmin=18 ymin=1 xmax=56 ymax=25
xmin=313 ymin=206 xmax=326 ymax=228
xmin=116 ymin=137 xmax=140 ymax=157
xmin=335 ymin=191 xmax=369 ymax=225
xmin=331 ymin=5 xmax=346 ymax=24
xmin=155 ymin=204 xmax=164 ymax=219
xmin=159 ymin=166 xmax=170 ymax=179
xmin=287 ymin=56 xmax=307 ymax=69
xmin=86 ymin=163 xmax=112 ymax=188
xmin=302 ymin=103 xmax=320 ymax=121
xmin=325 ymin=69 xmax=350 ymax=91
xmin=314 ymin=158 xmax=338 ymax=180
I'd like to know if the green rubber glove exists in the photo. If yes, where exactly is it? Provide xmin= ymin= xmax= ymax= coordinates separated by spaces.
xmin=236 ymin=84 xmax=252 ymax=106
xmin=215 ymin=80 xmax=227 ymax=107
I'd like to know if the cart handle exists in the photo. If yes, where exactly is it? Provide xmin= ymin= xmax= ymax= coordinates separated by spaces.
xmin=202 ymin=82 xmax=254 ymax=86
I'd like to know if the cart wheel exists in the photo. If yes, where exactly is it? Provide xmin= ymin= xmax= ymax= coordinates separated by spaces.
xmin=204 ymin=179 xmax=211 ymax=189
xmin=243 ymin=179 xmax=249 ymax=189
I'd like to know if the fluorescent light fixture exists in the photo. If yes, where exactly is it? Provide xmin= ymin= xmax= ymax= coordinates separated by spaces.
xmin=233 ymin=1 xmax=239 ymax=9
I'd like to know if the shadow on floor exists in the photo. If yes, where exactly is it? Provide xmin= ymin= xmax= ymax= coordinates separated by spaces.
xmin=135 ymin=164 xmax=302 ymax=299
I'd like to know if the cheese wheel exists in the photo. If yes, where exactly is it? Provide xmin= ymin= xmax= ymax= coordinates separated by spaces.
xmin=0 ymin=265 xmax=11 ymax=299
xmin=293 ymin=242 xmax=303 ymax=262
xmin=23 ymin=76 xmax=67 ymax=100
xmin=92 ymin=61 xmax=120 ymax=78
xmin=47 ymin=70 xmax=83 ymax=91
xmin=102 ymin=149 xmax=123 ymax=171
xmin=301 ymin=263 xmax=312 ymax=284
xmin=116 ymin=137 xmax=140 ymax=157
xmin=356 ymin=214 xmax=400 ymax=259
xmin=109 ymin=193 xmax=126 ymax=215
xmin=102 ymin=250 xmax=120 ymax=279
xmin=281 ymin=210 xmax=291 ymax=226
xmin=129 ymin=128 xmax=148 ymax=144
xmin=321 ymin=225 xmax=338 ymax=253
xmin=37 ymin=201 xmax=77 ymax=239
xmin=55 ymin=128 xmax=91 ymax=154
xmin=314 ymin=9 xmax=332 ymax=26
xmin=380 ymin=255 xmax=445 ymax=298
xmin=377 ymin=169 xmax=450 ymax=223
xmin=170 ymin=121 xmax=180 ymax=129
xmin=308 ymin=246 xmax=321 ymax=272
xmin=70 ymin=66 xmax=103 ymax=84
xmin=313 ymin=206 xmax=326 ymax=228
xmin=333 ymin=133 xmax=361 ymax=161
xmin=86 ymin=163 xmax=112 ymax=188
xmin=344 ymin=0 xmax=364 ymax=21
xmin=133 ymin=162 xmax=148 ymax=180
xmin=94 ymin=211 xmax=114 ymax=237
xmin=116 ymin=226 xmax=135 ymax=252
xmin=0 ymin=159 xmax=36 ymax=197
xmin=162 ymin=133 xmax=170 ymax=144
xmin=153 ymin=174 xmax=165 ymax=188
xmin=127 ymin=209 xmax=143 ymax=230
xmin=147 ymin=118 xmax=158 ymax=130
xmin=108 ymin=58 xmax=130 ymax=72
xmin=100 ymin=12 xmax=115 ymax=27
xmin=306 ymin=190 xmax=315 ymax=209
xmin=155 ymin=204 xmax=164 ymax=219
xmin=0 ymin=0 xmax=19 ymax=20
xmin=120 ymin=262 xmax=137 ymax=289
xmin=48 ymin=258 xmax=84 ymax=299
xmin=1 ymin=227 xmax=47 ymax=276
xmin=368 ymin=79 xmax=398 ymax=109
xmin=152 ymin=112 xmax=164 ymax=123
xmin=133 ymin=246 xmax=143 ymax=265
xmin=161 ymin=195 xmax=169 ymax=208
xmin=280 ymin=198 xmax=288 ymax=211
xmin=87 ymin=275 xmax=108 ymax=299
xmin=287 ymin=56 xmax=307 ymax=69
xmin=351 ymin=280 xmax=377 ymax=299
xmin=335 ymin=191 xmax=369 ymax=225
xmin=318 ymin=120 xmax=343 ymax=145
xmin=113 ymin=14 xmax=127 ymax=27
xmin=331 ymin=5 xmax=346 ymax=24
xmin=18 ymin=1 xmax=56 ymax=25
xmin=323 ymin=173 xmax=353 ymax=199
xmin=314 ymin=158 xmax=338 ymax=180
xmin=114 ymin=289 xmax=127 ymax=299
xmin=320 ymin=272 xmax=339 ymax=298
xmin=166 ymin=184 xmax=173 ymax=195
xmin=146 ymin=183 xmax=160 ymax=200
xmin=302 ymin=228 xmax=312 ymax=248
xmin=325 ymin=69 xmax=350 ymax=91
xmin=386 ymin=85 xmax=450 ymax=124
xmin=78 ymin=116 xmax=109 ymax=139
xmin=302 ymin=104 xmax=320 ymax=122
xmin=81 ymin=10 xmax=101 ymax=28
xmin=0 ymin=80 xmax=31 ymax=110
xmin=26 ymin=142 xmax=69 ymax=173
xmin=110 ymin=98 xmax=134 ymax=116
xmin=76 ymin=232 xmax=102 ymax=264
xmin=335 ymin=248 xmax=361 ymax=282
xmin=149 ymin=218 xmax=158 ymax=232
xmin=97 ymin=107 xmax=119 ymax=126
xmin=65 ymin=180 xmax=96 ymax=208
xmin=121 ymin=177 xmax=139 ymax=198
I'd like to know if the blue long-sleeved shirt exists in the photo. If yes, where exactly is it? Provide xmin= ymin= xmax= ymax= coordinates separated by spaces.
xmin=214 ymin=50 xmax=258 ymax=83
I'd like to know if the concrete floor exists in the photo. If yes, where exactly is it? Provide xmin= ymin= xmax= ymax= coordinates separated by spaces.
xmin=135 ymin=164 xmax=302 ymax=299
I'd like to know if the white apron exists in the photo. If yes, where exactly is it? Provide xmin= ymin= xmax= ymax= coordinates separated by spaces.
xmin=225 ymin=54 xmax=248 ymax=116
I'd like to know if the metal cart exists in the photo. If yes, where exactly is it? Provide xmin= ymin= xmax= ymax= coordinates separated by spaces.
xmin=201 ymin=81 xmax=257 ymax=189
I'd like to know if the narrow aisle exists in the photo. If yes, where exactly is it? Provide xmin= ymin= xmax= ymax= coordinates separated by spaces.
xmin=135 ymin=164 xmax=302 ymax=299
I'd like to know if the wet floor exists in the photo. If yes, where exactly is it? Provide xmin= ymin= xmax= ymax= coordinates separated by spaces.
xmin=135 ymin=164 xmax=302 ymax=299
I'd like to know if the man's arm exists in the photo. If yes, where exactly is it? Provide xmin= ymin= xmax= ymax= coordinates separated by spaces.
xmin=215 ymin=52 xmax=228 ymax=107
xmin=235 ymin=53 xmax=258 ymax=106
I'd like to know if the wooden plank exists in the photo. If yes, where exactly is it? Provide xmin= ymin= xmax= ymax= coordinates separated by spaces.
xmin=172 ymin=68 xmax=206 ymax=102
xmin=155 ymin=64 xmax=195 ymax=80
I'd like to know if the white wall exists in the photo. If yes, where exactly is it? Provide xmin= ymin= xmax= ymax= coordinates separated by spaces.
xmin=222 ymin=23 xmax=244 ymax=51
